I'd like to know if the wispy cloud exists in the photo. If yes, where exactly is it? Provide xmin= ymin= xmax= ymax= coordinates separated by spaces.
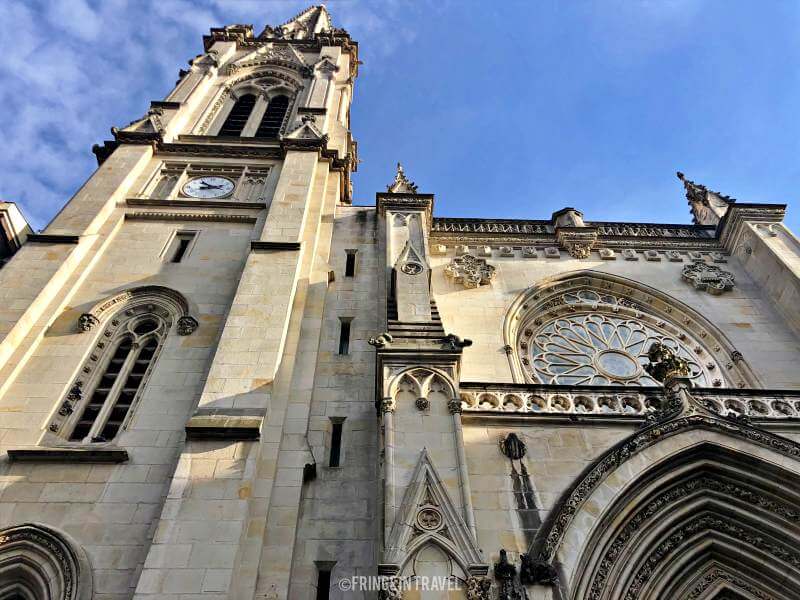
xmin=0 ymin=0 xmax=405 ymax=230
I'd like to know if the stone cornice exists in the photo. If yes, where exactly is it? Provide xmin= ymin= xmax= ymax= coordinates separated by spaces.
xmin=126 ymin=198 xmax=267 ymax=210
xmin=717 ymin=202 xmax=788 ymax=250
xmin=376 ymin=193 xmax=435 ymax=223
xmin=125 ymin=211 xmax=257 ymax=224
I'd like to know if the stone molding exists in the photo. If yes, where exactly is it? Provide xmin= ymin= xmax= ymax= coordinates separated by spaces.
xmin=7 ymin=446 xmax=129 ymax=463
xmin=530 ymin=383 xmax=800 ymax=568
xmin=382 ymin=449 xmax=486 ymax=573
xmin=250 ymin=240 xmax=302 ymax=251
xmin=125 ymin=211 xmax=257 ymax=224
xmin=127 ymin=197 xmax=267 ymax=210
xmin=0 ymin=523 xmax=94 ymax=599
xmin=25 ymin=233 xmax=80 ymax=244
xmin=185 ymin=408 xmax=264 ymax=440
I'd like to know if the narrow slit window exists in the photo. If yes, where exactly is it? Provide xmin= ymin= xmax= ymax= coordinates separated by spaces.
xmin=315 ymin=567 xmax=332 ymax=600
xmin=218 ymin=94 xmax=256 ymax=137
xmin=255 ymin=95 xmax=290 ymax=138
xmin=338 ymin=319 xmax=351 ymax=355
xmin=170 ymin=233 xmax=195 ymax=263
xmin=329 ymin=421 xmax=343 ymax=468
xmin=344 ymin=250 xmax=356 ymax=277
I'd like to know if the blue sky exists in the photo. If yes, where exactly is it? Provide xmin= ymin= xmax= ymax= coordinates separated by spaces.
xmin=2 ymin=0 xmax=799 ymax=232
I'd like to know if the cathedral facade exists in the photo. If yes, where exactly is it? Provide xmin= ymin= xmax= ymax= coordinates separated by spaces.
xmin=2 ymin=6 xmax=800 ymax=600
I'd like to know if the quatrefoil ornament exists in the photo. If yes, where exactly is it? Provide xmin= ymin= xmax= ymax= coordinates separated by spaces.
xmin=444 ymin=254 xmax=496 ymax=289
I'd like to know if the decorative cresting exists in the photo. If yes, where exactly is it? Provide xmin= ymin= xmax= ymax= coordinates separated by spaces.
xmin=681 ymin=260 xmax=735 ymax=295
xmin=77 ymin=285 xmax=198 ymax=336
xmin=0 ymin=523 xmax=93 ymax=600
xmin=382 ymin=449 xmax=486 ymax=576
xmin=459 ymin=384 xmax=800 ymax=420
xmin=445 ymin=254 xmax=496 ymax=289
xmin=527 ymin=377 xmax=800 ymax=599
xmin=503 ymin=271 xmax=758 ymax=388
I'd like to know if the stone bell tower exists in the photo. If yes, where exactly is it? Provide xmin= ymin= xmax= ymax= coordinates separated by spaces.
xmin=0 ymin=5 xmax=364 ymax=599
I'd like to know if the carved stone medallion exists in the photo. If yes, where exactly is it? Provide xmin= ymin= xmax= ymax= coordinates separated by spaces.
xmin=445 ymin=254 xmax=496 ymax=289
xmin=681 ymin=261 xmax=735 ymax=295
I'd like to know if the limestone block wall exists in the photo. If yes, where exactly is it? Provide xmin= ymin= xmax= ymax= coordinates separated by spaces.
xmin=462 ymin=421 xmax=634 ymax=565
xmin=430 ymin=250 xmax=800 ymax=389
xmin=0 ymin=217 xmax=253 ymax=600
xmin=288 ymin=206 xmax=381 ymax=599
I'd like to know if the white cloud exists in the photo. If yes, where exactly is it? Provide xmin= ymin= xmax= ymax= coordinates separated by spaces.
xmin=0 ymin=0 xmax=403 ymax=229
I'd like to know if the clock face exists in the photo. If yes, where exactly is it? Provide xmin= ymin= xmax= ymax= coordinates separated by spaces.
xmin=182 ymin=176 xmax=235 ymax=199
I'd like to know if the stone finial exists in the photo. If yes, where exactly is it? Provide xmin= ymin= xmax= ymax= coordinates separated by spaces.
xmin=677 ymin=171 xmax=735 ymax=226
xmin=387 ymin=162 xmax=418 ymax=194
xmin=644 ymin=342 xmax=690 ymax=383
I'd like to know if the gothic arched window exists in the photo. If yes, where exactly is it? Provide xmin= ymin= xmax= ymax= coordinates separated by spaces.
xmin=217 ymin=93 xmax=257 ymax=136
xmin=68 ymin=311 xmax=167 ymax=443
xmin=255 ymin=94 xmax=289 ymax=138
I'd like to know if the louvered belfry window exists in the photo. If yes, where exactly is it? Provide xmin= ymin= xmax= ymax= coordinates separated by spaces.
xmin=218 ymin=93 xmax=257 ymax=136
xmin=255 ymin=95 xmax=290 ymax=138
xmin=69 ymin=315 xmax=166 ymax=443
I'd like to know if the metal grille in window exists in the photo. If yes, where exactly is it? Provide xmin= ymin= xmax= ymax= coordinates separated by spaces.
xmin=218 ymin=93 xmax=257 ymax=136
xmin=255 ymin=95 xmax=289 ymax=138
xmin=68 ymin=311 xmax=167 ymax=443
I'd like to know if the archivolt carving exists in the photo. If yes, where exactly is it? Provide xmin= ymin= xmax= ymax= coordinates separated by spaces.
xmin=77 ymin=285 xmax=197 ymax=336
xmin=197 ymin=68 xmax=302 ymax=135
xmin=503 ymin=271 xmax=758 ymax=388
xmin=532 ymin=407 xmax=800 ymax=568
xmin=0 ymin=522 xmax=93 ymax=600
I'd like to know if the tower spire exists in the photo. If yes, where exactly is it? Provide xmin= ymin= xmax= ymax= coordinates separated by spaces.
xmin=260 ymin=5 xmax=332 ymax=40
xmin=677 ymin=171 xmax=735 ymax=226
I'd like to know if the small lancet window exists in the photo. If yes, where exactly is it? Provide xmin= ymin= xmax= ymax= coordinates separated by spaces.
xmin=68 ymin=313 xmax=167 ymax=443
xmin=168 ymin=232 xmax=196 ymax=263
xmin=338 ymin=318 xmax=351 ymax=355
xmin=218 ymin=93 xmax=257 ymax=137
xmin=344 ymin=249 xmax=357 ymax=277
xmin=255 ymin=95 xmax=290 ymax=138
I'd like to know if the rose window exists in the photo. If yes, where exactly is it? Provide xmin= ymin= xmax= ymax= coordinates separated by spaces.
xmin=527 ymin=313 xmax=708 ymax=386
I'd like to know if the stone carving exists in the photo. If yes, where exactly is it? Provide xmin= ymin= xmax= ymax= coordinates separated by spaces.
xmin=387 ymin=162 xmax=418 ymax=194
xmin=58 ymin=400 xmax=74 ymax=417
xmin=598 ymin=248 xmax=616 ymax=260
xmin=177 ymin=315 xmax=199 ymax=336
xmin=678 ymin=171 xmax=735 ymax=226
xmin=77 ymin=313 xmax=99 ymax=333
xmin=622 ymin=249 xmax=638 ymax=261
xmin=681 ymin=261 xmax=735 ymax=294
xmin=494 ymin=549 xmax=525 ymax=600
xmin=465 ymin=576 xmax=492 ymax=600
xmin=520 ymin=553 xmax=558 ymax=585
xmin=445 ymin=254 xmax=496 ymax=288
xmin=442 ymin=333 xmax=473 ymax=351
xmin=400 ymin=262 xmax=423 ymax=275
xmin=378 ymin=576 xmax=403 ymax=600
xmin=564 ymin=242 xmax=592 ymax=259
xmin=447 ymin=398 xmax=463 ymax=414
xmin=644 ymin=342 xmax=691 ymax=383
xmin=415 ymin=396 xmax=430 ymax=411
xmin=416 ymin=507 xmax=443 ymax=531
xmin=369 ymin=333 xmax=393 ymax=348
xmin=380 ymin=398 xmax=396 ymax=414
xmin=500 ymin=433 xmax=526 ymax=460
xmin=66 ymin=382 xmax=83 ymax=402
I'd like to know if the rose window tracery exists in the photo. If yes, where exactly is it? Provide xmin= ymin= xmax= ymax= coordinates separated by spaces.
xmin=528 ymin=313 xmax=707 ymax=386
